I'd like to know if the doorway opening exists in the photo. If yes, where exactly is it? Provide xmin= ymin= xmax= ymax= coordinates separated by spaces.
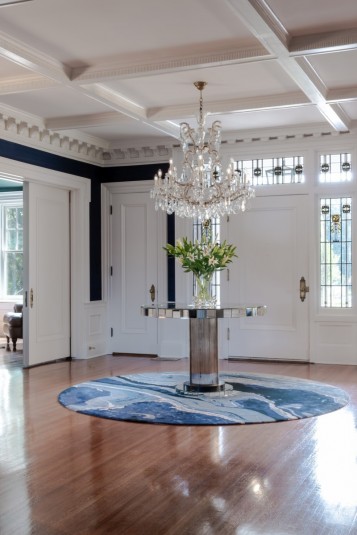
xmin=0 ymin=175 xmax=23 ymax=364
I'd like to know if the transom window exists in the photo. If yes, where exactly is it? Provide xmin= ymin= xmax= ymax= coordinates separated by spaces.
xmin=319 ymin=153 xmax=352 ymax=183
xmin=320 ymin=197 xmax=352 ymax=307
xmin=236 ymin=156 xmax=304 ymax=186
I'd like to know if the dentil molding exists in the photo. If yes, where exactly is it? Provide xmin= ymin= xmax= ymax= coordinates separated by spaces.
xmin=1 ymin=107 xmax=356 ymax=167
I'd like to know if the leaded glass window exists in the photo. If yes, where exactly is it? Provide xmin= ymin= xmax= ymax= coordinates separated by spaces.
xmin=236 ymin=156 xmax=304 ymax=186
xmin=319 ymin=153 xmax=352 ymax=183
xmin=320 ymin=197 xmax=352 ymax=307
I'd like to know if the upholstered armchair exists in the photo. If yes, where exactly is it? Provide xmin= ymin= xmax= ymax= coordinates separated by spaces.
xmin=3 ymin=304 xmax=23 ymax=351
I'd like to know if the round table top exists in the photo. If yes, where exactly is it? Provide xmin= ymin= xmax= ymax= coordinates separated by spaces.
xmin=141 ymin=303 xmax=267 ymax=319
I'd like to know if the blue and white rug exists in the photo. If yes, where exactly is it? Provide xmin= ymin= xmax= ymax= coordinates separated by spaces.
xmin=58 ymin=372 xmax=349 ymax=425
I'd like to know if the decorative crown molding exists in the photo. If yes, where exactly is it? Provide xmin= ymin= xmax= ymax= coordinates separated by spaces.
xmin=0 ymin=107 xmax=106 ymax=164
xmin=1 ymin=104 xmax=356 ymax=167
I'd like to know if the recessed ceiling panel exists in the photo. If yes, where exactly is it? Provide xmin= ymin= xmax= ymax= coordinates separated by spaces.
xmin=0 ymin=86 xmax=112 ymax=118
xmin=106 ymin=61 xmax=303 ymax=109
xmin=340 ymin=101 xmax=357 ymax=120
xmin=0 ymin=0 xmax=258 ymax=66
xmin=266 ymin=0 xmax=357 ymax=35
xmin=308 ymin=50 xmax=357 ymax=89
xmin=178 ymin=105 xmax=324 ymax=133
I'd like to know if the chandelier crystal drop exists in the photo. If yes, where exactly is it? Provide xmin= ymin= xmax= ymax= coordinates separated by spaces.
xmin=151 ymin=81 xmax=255 ymax=220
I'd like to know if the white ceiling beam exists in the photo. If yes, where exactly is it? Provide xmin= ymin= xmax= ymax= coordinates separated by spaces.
xmin=226 ymin=0 xmax=289 ymax=50
xmin=0 ymin=1 xmax=33 ymax=5
xmin=45 ymin=112 xmax=130 ymax=131
xmin=80 ymin=84 xmax=180 ymax=139
xmin=80 ymin=84 xmax=147 ymax=120
xmin=46 ymin=111 xmax=181 ymax=140
xmin=0 ymin=74 xmax=57 ymax=95
xmin=327 ymin=87 xmax=357 ymax=103
xmin=45 ymin=112 xmax=180 ymax=138
xmin=141 ymin=120 xmax=180 ymax=139
xmin=225 ymin=0 xmax=350 ymax=131
xmin=0 ymin=29 xmax=181 ymax=139
xmin=0 ymin=32 xmax=177 ymax=141
xmin=0 ymin=31 xmax=70 ymax=83
xmin=70 ymin=45 xmax=272 ymax=84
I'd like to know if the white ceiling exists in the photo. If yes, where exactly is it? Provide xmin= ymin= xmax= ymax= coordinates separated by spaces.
xmin=0 ymin=0 xmax=357 ymax=150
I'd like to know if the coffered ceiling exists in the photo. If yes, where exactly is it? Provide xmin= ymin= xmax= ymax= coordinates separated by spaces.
xmin=0 ymin=0 xmax=357 ymax=155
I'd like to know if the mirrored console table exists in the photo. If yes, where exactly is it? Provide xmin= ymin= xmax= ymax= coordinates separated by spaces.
xmin=141 ymin=303 xmax=267 ymax=394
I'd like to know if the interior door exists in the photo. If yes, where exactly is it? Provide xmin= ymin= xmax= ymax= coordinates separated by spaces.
xmin=110 ymin=191 xmax=160 ymax=355
xmin=225 ymin=194 xmax=309 ymax=361
xmin=23 ymin=182 xmax=70 ymax=366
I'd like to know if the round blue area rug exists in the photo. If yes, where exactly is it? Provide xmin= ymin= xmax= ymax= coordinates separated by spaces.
xmin=58 ymin=372 xmax=349 ymax=426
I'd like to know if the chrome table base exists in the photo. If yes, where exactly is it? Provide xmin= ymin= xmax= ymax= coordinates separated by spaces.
xmin=142 ymin=303 xmax=267 ymax=394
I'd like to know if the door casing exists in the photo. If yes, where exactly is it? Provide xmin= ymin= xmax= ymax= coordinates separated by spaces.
xmin=0 ymin=156 xmax=91 ymax=362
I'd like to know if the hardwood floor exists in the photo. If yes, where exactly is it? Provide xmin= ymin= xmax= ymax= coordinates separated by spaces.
xmin=1 ymin=355 xmax=357 ymax=535
xmin=0 ymin=337 xmax=22 ymax=367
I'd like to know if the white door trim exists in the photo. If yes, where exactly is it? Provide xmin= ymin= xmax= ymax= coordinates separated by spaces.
xmin=0 ymin=156 xmax=91 ymax=359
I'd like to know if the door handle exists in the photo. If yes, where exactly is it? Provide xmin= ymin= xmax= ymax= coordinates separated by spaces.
xmin=30 ymin=288 xmax=34 ymax=308
xmin=149 ymin=284 xmax=155 ymax=303
xmin=299 ymin=276 xmax=309 ymax=302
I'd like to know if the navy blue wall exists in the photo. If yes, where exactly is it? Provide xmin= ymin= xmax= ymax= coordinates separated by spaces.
xmin=100 ymin=163 xmax=167 ymax=183
xmin=0 ymin=139 xmax=173 ymax=300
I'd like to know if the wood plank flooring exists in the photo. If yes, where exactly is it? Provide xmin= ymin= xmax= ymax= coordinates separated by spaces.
xmin=1 ymin=355 xmax=357 ymax=535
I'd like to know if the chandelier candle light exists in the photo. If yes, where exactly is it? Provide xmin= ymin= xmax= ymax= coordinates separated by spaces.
xmin=151 ymin=81 xmax=255 ymax=220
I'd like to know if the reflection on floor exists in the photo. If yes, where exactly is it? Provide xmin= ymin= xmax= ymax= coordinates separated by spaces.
xmin=0 ymin=336 xmax=23 ymax=367
xmin=1 ymin=354 xmax=357 ymax=534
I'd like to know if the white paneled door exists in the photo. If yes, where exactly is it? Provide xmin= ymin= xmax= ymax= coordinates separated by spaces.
xmin=109 ymin=189 xmax=162 ymax=355
xmin=224 ymin=194 xmax=309 ymax=361
xmin=23 ymin=182 xmax=70 ymax=366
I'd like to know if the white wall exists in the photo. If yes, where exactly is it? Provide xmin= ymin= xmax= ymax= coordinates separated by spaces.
xmin=139 ymin=133 xmax=357 ymax=365
xmin=222 ymin=133 xmax=357 ymax=364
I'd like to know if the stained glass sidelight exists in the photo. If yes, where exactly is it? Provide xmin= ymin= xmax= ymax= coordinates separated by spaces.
xmin=320 ymin=197 xmax=352 ymax=307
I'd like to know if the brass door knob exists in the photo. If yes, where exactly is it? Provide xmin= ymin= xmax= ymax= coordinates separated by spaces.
xmin=299 ymin=276 xmax=309 ymax=302
xmin=149 ymin=284 xmax=155 ymax=303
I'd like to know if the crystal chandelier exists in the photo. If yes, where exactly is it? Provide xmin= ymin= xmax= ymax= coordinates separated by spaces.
xmin=151 ymin=81 xmax=255 ymax=220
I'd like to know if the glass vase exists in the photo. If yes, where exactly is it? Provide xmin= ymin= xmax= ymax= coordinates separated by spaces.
xmin=193 ymin=273 xmax=217 ymax=308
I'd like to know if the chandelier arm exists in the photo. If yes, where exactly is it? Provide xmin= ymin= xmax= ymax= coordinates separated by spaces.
xmin=180 ymin=122 xmax=196 ymax=148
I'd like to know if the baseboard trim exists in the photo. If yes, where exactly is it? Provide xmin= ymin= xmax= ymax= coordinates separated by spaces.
xmin=227 ymin=357 xmax=310 ymax=364
xmin=152 ymin=357 xmax=186 ymax=361
xmin=23 ymin=356 xmax=72 ymax=368
xmin=112 ymin=352 xmax=158 ymax=358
